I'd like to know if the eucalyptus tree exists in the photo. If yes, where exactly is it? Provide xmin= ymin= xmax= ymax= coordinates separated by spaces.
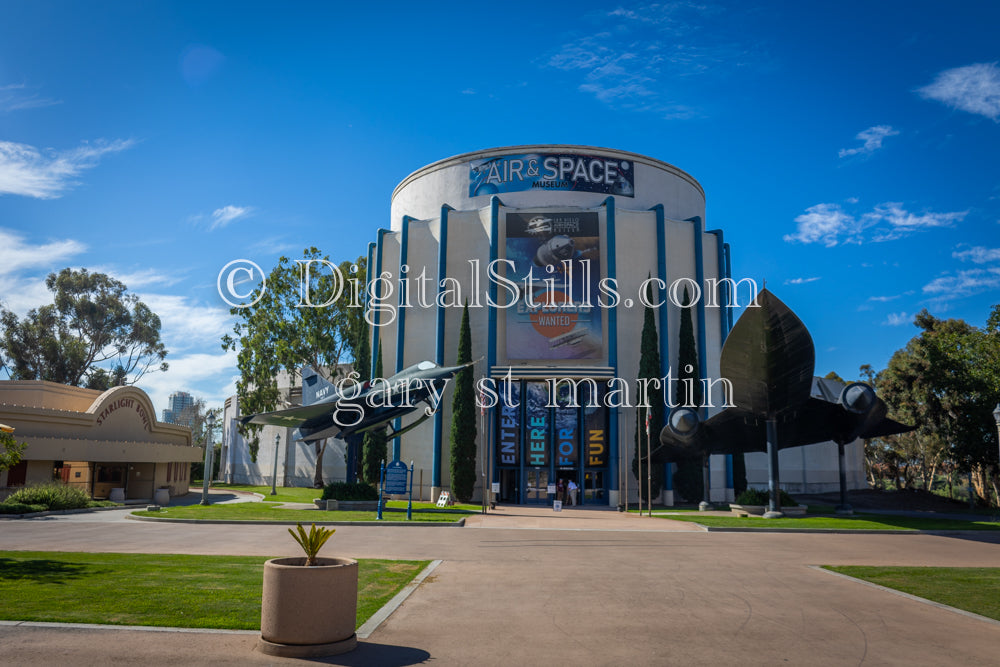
xmin=222 ymin=249 xmax=366 ymax=487
xmin=0 ymin=268 xmax=167 ymax=387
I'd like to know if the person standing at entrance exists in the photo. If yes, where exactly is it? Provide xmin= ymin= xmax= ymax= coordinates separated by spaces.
xmin=568 ymin=479 xmax=578 ymax=506
xmin=556 ymin=478 xmax=565 ymax=503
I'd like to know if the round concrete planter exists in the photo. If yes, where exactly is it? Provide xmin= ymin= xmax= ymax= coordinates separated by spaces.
xmin=258 ymin=556 xmax=358 ymax=658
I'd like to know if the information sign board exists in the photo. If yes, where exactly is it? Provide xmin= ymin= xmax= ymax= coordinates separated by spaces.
xmin=384 ymin=460 xmax=409 ymax=495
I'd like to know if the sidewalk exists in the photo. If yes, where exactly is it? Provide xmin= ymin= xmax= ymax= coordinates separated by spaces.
xmin=1 ymin=499 xmax=999 ymax=665
xmin=462 ymin=503 xmax=704 ymax=531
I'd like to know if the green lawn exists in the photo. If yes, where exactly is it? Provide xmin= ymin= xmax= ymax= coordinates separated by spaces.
xmin=200 ymin=483 xmax=320 ymax=504
xmin=825 ymin=566 xmax=1000 ymax=621
xmin=204 ymin=483 xmax=481 ymax=511
xmin=630 ymin=503 xmax=839 ymax=514
xmin=0 ymin=551 xmax=428 ymax=629
xmin=132 ymin=503 xmax=468 ymax=522
xmin=659 ymin=513 xmax=1000 ymax=531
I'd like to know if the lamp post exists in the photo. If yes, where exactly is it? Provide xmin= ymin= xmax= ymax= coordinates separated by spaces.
xmin=992 ymin=403 xmax=1000 ymax=503
xmin=200 ymin=412 xmax=216 ymax=506
xmin=271 ymin=433 xmax=280 ymax=496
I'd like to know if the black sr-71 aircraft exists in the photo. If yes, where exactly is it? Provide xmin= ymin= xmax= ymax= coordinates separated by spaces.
xmin=658 ymin=288 xmax=912 ymax=513
xmin=241 ymin=359 xmax=473 ymax=446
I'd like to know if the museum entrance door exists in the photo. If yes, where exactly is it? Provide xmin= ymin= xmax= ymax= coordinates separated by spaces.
xmin=583 ymin=470 xmax=605 ymax=504
xmin=525 ymin=469 xmax=549 ymax=504
xmin=497 ymin=469 xmax=519 ymax=503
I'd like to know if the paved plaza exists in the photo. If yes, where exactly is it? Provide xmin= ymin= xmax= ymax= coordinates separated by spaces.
xmin=1 ymin=499 xmax=999 ymax=665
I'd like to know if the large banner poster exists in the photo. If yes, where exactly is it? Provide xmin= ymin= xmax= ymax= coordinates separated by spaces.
xmin=504 ymin=211 xmax=602 ymax=360
xmin=470 ymin=153 xmax=635 ymax=198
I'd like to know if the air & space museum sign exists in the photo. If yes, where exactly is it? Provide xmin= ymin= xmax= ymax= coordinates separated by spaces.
xmin=469 ymin=152 xmax=635 ymax=198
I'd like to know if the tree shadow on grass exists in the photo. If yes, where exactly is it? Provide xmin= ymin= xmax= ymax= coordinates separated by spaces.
xmin=0 ymin=558 xmax=90 ymax=583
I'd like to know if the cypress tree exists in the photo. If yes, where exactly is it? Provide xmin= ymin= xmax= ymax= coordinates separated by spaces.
xmin=449 ymin=300 xmax=477 ymax=502
xmin=732 ymin=449 xmax=748 ymax=496
xmin=361 ymin=342 xmax=387 ymax=484
xmin=674 ymin=286 xmax=704 ymax=503
xmin=355 ymin=320 xmax=371 ymax=383
xmin=631 ymin=280 xmax=664 ymax=501
xmin=352 ymin=317 xmax=372 ymax=483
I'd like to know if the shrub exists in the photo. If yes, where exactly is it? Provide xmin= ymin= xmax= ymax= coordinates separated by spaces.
xmin=673 ymin=461 xmax=704 ymax=503
xmin=320 ymin=481 xmax=378 ymax=501
xmin=0 ymin=502 xmax=48 ymax=514
xmin=289 ymin=523 xmax=335 ymax=566
xmin=735 ymin=487 xmax=797 ymax=507
xmin=6 ymin=482 xmax=92 ymax=510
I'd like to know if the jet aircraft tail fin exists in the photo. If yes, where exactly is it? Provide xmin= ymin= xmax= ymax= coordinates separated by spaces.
xmin=301 ymin=366 xmax=336 ymax=406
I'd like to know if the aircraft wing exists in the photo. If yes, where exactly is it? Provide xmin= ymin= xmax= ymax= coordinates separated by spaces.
xmin=240 ymin=403 xmax=338 ymax=428
xmin=720 ymin=289 xmax=815 ymax=418
xmin=859 ymin=417 xmax=915 ymax=440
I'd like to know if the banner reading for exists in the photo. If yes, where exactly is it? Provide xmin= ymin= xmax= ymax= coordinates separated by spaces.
xmin=504 ymin=211 xmax=603 ymax=361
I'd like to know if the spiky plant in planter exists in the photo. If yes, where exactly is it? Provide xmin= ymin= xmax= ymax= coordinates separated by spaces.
xmin=288 ymin=523 xmax=335 ymax=566
xmin=259 ymin=523 xmax=358 ymax=657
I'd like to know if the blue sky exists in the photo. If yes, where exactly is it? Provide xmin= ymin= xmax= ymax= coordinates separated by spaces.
xmin=1 ymin=1 xmax=998 ymax=414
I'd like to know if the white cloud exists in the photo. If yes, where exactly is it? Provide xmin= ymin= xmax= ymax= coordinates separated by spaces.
xmin=0 ymin=138 xmax=135 ymax=199
xmin=138 ymin=293 xmax=234 ymax=352
xmin=0 ymin=274 xmax=54 ymax=314
xmin=785 ymin=201 xmax=966 ymax=246
xmin=136 ymin=349 xmax=238 ymax=414
xmin=0 ymin=83 xmax=61 ymax=112
xmin=867 ymin=202 xmax=966 ymax=242
xmin=0 ymin=227 xmax=87 ymax=277
xmin=884 ymin=312 xmax=911 ymax=326
xmin=783 ymin=203 xmax=860 ymax=247
xmin=210 ymin=205 xmax=254 ymax=230
xmin=838 ymin=125 xmax=899 ymax=157
xmin=917 ymin=62 xmax=1000 ymax=121
xmin=0 ymin=228 xmax=89 ymax=314
xmin=784 ymin=277 xmax=821 ymax=285
xmin=246 ymin=235 xmax=299 ymax=257
xmin=108 ymin=268 xmax=184 ymax=290
xmin=923 ymin=267 xmax=1000 ymax=298
xmin=952 ymin=245 xmax=1000 ymax=264
xmin=544 ymin=3 xmax=746 ymax=118
xmin=868 ymin=295 xmax=901 ymax=302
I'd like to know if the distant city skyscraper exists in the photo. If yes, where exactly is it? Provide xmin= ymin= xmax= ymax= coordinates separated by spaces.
xmin=162 ymin=391 xmax=195 ymax=425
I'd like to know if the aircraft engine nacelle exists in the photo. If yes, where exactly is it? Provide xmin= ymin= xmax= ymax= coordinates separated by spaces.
xmin=839 ymin=382 xmax=876 ymax=416
xmin=668 ymin=407 xmax=701 ymax=440
xmin=657 ymin=407 xmax=704 ymax=462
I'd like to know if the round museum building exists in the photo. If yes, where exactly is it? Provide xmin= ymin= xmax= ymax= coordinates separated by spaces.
xmin=367 ymin=145 xmax=742 ymax=507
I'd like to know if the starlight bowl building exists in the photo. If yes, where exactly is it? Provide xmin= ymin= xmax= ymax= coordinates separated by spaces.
xmin=0 ymin=381 xmax=201 ymax=502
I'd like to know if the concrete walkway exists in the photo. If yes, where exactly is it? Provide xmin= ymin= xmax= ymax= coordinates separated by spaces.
xmin=1 ymin=503 xmax=999 ymax=665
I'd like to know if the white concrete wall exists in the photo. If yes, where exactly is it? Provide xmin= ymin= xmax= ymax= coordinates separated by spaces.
xmin=391 ymin=145 xmax=705 ymax=226
xmin=745 ymin=440 xmax=866 ymax=495
xmin=221 ymin=396 xmax=349 ymax=489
